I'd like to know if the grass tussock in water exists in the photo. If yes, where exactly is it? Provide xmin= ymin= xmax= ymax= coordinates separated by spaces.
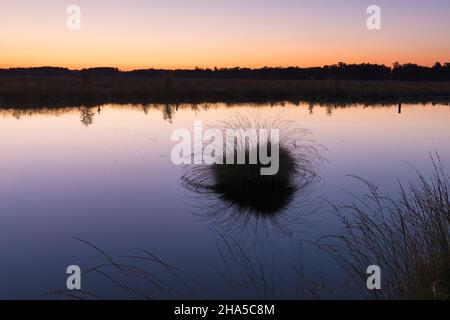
xmin=210 ymin=144 xmax=298 ymax=216
xmin=181 ymin=113 xmax=324 ymax=236
xmin=1 ymin=77 xmax=450 ymax=107
xmin=319 ymin=154 xmax=450 ymax=299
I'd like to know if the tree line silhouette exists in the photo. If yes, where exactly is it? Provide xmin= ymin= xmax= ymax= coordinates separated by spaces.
xmin=1 ymin=62 xmax=449 ymax=81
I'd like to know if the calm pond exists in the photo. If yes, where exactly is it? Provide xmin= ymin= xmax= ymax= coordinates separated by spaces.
xmin=0 ymin=102 xmax=449 ymax=299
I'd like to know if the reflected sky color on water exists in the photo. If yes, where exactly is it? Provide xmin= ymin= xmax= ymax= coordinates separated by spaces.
xmin=0 ymin=103 xmax=449 ymax=298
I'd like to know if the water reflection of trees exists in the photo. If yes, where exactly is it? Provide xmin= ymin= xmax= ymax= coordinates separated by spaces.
xmin=1 ymin=102 xmax=449 ymax=126
xmin=80 ymin=107 xmax=95 ymax=127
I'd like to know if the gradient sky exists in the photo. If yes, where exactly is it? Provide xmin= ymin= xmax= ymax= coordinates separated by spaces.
xmin=1 ymin=0 xmax=449 ymax=70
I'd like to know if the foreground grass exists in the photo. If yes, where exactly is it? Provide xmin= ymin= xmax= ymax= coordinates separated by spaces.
xmin=319 ymin=155 xmax=450 ymax=299
xmin=51 ymin=236 xmax=326 ymax=300
xmin=1 ymin=77 xmax=450 ymax=107
xmin=50 ymin=156 xmax=449 ymax=300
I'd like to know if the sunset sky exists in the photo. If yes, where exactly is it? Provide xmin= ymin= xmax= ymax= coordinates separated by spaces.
xmin=1 ymin=0 xmax=449 ymax=70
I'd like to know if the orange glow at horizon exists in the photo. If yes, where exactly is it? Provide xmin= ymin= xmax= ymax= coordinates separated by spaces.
xmin=1 ymin=0 xmax=449 ymax=70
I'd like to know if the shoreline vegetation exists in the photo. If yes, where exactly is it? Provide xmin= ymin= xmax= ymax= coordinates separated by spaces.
xmin=319 ymin=155 xmax=450 ymax=299
xmin=1 ymin=63 xmax=450 ymax=107
xmin=1 ymin=77 xmax=450 ymax=108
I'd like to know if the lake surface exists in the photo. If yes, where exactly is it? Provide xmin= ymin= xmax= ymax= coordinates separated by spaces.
xmin=0 ymin=102 xmax=449 ymax=299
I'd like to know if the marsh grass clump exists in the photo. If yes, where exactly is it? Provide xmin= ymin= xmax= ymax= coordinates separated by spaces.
xmin=319 ymin=154 xmax=450 ymax=299
xmin=181 ymin=112 xmax=324 ymax=235
xmin=210 ymin=144 xmax=298 ymax=216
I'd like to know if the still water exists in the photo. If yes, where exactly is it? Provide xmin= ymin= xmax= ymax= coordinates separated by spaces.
xmin=0 ymin=102 xmax=449 ymax=299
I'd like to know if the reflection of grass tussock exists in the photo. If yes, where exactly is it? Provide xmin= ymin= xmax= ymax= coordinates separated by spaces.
xmin=181 ymin=113 xmax=324 ymax=236
xmin=210 ymin=144 xmax=298 ymax=216
xmin=319 ymin=155 xmax=450 ymax=299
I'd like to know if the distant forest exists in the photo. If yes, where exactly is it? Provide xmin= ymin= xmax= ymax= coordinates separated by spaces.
xmin=1 ymin=62 xmax=450 ymax=81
